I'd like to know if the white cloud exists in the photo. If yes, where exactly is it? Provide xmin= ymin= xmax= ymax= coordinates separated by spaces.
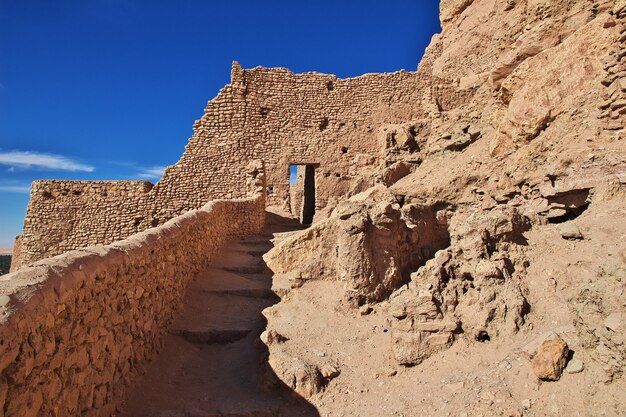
xmin=0 ymin=150 xmax=94 ymax=172
xmin=137 ymin=165 xmax=166 ymax=180
xmin=0 ymin=185 xmax=30 ymax=194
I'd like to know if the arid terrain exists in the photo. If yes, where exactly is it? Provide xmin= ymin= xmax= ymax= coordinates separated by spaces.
xmin=0 ymin=0 xmax=624 ymax=416
xmin=256 ymin=0 xmax=626 ymax=416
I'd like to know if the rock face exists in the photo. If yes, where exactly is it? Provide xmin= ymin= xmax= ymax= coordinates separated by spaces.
xmin=264 ymin=186 xmax=451 ymax=305
xmin=259 ymin=0 xmax=626 ymax=415
xmin=388 ymin=205 xmax=531 ymax=365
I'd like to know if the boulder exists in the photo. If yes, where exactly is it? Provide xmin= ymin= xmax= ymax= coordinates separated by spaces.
xmin=532 ymin=338 xmax=569 ymax=381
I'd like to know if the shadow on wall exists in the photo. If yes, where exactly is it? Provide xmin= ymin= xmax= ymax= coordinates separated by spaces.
xmin=289 ymin=164 xmax=317 ymax=225
xmin=117 ymin=210 xmax=319 ymax=417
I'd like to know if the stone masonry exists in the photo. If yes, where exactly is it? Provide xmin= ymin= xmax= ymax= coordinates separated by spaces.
xmin=14 ymin=63 xmax=440 ymax=268
xmin=0 ymin=194 xmax=265 ymax=416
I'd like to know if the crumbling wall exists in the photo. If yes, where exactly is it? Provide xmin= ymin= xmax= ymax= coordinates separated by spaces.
xmin=20 ymin=181 xmax=154 ymax=266
xmin=17 ymin=64 xmax=432 ymax=268
xmin=0 ymin=194 xmax=264 ymax=417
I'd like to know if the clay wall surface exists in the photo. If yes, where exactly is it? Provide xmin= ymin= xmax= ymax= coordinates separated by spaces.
xmin=0 ymin=195 xmax=265 ymax=417
xmin=83 ymin=66 xmax=431 ymax=230
xmin=152 ymin=65 xmax=430 ymax=215
xmin=20 ymin=181 xmax=154 ymax=267
xmin=17 ymin=65 xmax=432 ymax=267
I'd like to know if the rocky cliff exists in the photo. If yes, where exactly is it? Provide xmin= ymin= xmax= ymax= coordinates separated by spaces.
xmin=262 ymin=1 xmax=626 ymax=415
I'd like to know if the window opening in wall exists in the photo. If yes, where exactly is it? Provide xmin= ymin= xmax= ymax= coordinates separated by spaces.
xmin=289 ymin=164 xmax=316 ymax=225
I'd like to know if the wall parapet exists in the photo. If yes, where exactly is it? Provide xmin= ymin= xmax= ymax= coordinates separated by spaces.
xmin=0 ymin=194 xmax=265 ymax=417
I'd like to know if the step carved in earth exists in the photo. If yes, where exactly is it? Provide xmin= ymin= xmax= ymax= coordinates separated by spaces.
xmin=222 ymin=265 xmax=267 ymax=274
xmin=203 ymin=288 xmax=279 ymax=300
xmin=171 ymin=328 xmax=252 ymax=344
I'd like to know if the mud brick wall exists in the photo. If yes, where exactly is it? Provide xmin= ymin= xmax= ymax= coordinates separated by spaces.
xmin=153 ymin=64 xmax=431 ymax=214
xmin=20 ymin=181 xmax=155 ymax=267
xmin=0 ymin=195 xmax=264 ymax=417
xmin=17 ymin=63 xmax=433 ymax=267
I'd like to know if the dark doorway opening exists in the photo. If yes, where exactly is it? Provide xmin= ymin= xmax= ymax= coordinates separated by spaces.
xmin=289 ymin=164 xmax=316 ymax=224
xmin=302 ymin=165 xmax=316 ymax=224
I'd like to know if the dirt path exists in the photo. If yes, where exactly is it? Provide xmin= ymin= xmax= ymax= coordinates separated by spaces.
xmin=118 ymin=213 xmax=319 ymax=417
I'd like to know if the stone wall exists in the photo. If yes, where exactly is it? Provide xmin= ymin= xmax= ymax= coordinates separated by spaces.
xmin=153 ymin=64 xmax=430 ymax=214
xmin=0 ymin=194 xmax=265 ymax=417
xmin=20 ymin=181 xmax=154 ymax=266
xmin=16 ymin=63 xmax=433 ymax=267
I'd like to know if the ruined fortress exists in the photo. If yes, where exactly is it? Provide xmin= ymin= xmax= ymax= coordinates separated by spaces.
xmin=11 ymin=64 xmax=437 ymax=269
xmin=2 ymin=0 xmax=626 ymax=416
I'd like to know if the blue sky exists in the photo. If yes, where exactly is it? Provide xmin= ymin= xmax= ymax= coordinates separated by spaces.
xmin=0 ymin=0 xmax=441 ymax=248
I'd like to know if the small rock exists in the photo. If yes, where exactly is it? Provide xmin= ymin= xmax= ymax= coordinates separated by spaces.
xmin=359 ymin=304 xmax=373 ymax=315
xmin=565 ymin=358 xmax=584 ymax=374
xmin=559 ymin=223 xmax=583 ymax=240
xmin=522 ymin=331 xmax=559 ymax=359
xmin=290 ymin=279 xmax=304 ymax=289
xmin=384 ymin=366 xmax=398 ymax=377
xmin=480 ymin=390 xmax=495 ymax=404
xmin=134 ymin=287 xmax=145 ymax=299
xmin=604 ymin=312 xmax=622 ymax=332
xmin=269 ymin=353 xmax=323 ymax=398
xmin=467 ymin=124 xmax=482 ymax=140
xmin=260 ymin=329 xmax=288 ymax=346
xmin=320 ymin=364 xmax=340 ymax=380
xmin=521 ymin=399 xmax=532 ymax=409
xmin=390 ymin=305 xmax=407 ymax=319
xmin=474 ymin=259 xmax=502 ymax=280
xmin=0 ymin=295 xmax=11 ymax=308
xmin=532 ymin=338 xmax=569 ymax=381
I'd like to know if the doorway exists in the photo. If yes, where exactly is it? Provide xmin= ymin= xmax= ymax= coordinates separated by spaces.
xmin=289 ymin=164 xmax=316 ymax=224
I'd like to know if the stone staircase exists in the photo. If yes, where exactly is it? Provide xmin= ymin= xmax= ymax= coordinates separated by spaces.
xmin=117 ymin=214 xmax=318 ymax=417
